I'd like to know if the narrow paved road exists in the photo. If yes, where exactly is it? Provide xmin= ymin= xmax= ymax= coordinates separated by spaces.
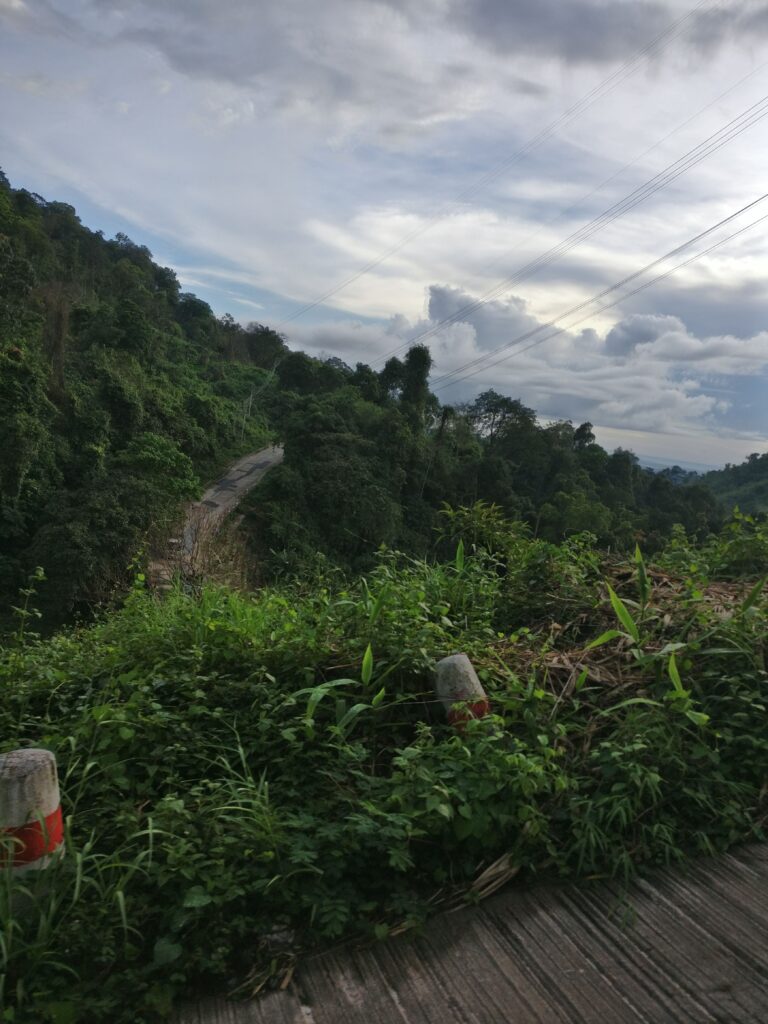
xmin=179 ymin=842 xmax=768 ymax=1023
xmin=149 ymin=445 xmax=283 ymax=585
xmin=182 ymin=445 xmax=284 ymax=557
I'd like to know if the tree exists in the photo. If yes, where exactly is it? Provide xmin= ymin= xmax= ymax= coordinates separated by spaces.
xmin=573 ymin=422 xmax=596 ymax=450
xmin=465 ymin=390 xmax=536 ymax=443
xmin=0 ymin=238 xmax=36 ymax=342
xmin=400 ymin=344 xmax=433 ymax=423
xmin=379 ymin=356 xmax=404 ymax=399
xmin=245 ymin=323 xmax=287 ymax=368
xmin=116 ymin=298 xmax=153 ymax=359
xmin=277 ymin=351 xmax=319 ymax=393
xmin=351 ymin=363 xmax=382 ymax=403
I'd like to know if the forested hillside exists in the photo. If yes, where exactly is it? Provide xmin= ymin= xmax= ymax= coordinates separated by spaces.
xmin=1 ymin=175 xmax=731 ymax=626
xmin=248 ymin=366 xmax=721 ymax=578
xmin=0 ymin=172 xmax=284 ymax=622
xmin=703 ymin=452 xmax=768 ymax=514
xmin=1 ymin=170 xmax=764 ymax=632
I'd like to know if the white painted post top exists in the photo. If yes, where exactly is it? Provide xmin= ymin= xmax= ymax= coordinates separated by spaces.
xmin=434 ymin=653 xmax=486 ymax=706
xmin=0 ymin=748 xmax=60 ymax=827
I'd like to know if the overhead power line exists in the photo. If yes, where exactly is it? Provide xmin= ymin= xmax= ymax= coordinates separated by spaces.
xmin=432 ymin=192 xmax=768 ymax=394
xmin=276 ymin=0 xmax=718 ymax=328
xmin=378 ymin=84 xmax=768 ymax=369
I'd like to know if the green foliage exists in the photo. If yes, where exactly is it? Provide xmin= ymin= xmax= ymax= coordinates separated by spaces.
xmin=0 ymin=525 xmax=765 ymax=1022
xmin=1 ymin=175 xmax=764 ymax=1022
xmin=0 ymin=177 xmax=278 ymax=624
xmin=660 ymin=511 xmax=768 ymax=580
xmin=1 ymin=173 xmax=735 ymax=626
xmin=703 ymin=451 xmax=768 ymax=514
xmin=250 ymin=377 xmax=724 ymax=581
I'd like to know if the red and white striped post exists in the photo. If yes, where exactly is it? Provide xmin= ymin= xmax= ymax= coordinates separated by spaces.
xmin=434 ymin=653 xmax=490 ymax=729
xmin=0 ymin=749 xmax=63 ymax=872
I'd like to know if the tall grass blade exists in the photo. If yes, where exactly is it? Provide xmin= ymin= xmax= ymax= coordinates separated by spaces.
xmin=607 ymin=585 xmax=640 ymax=642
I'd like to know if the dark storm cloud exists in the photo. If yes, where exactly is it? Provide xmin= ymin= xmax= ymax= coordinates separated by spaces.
xmin=455 ymin=0 xmax=768 ymax=64
xmin=604 ymin=313 xmax=684 ymax=356
xmin=455 ymin=0 xmax=669 ymax=64
xmin=611 ymin=277 xmax=768 ymax=339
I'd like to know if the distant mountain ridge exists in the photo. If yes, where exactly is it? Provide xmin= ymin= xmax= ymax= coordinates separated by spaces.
xmin=638 ymin=452 xmax=768 ymax=514
xmin=701 ymin=452 xmax=768 ymax=514
xmin=638 ymin=454 xmax=720 ymax=473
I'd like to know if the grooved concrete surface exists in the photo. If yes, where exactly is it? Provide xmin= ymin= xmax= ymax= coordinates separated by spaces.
xmin=180 ymin=844 xmax=768 ymax=1024
xmin=197 ymin=446 xmax=285 ymax=518
xmin=181 ymin=445 xmax=284 ymax=557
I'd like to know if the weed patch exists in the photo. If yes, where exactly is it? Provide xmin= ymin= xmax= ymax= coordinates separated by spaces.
xmin=0 ymin=522 xmax=766 ymax=1021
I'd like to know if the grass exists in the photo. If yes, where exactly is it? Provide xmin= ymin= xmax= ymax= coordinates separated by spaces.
xmin=0 ymin=514 xmax=766 ymax=1022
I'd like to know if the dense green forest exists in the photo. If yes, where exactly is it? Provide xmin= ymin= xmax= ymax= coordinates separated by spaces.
xmin=2 ymin=173 xmax=754 ymax=628
xmin=248 ymin=370 xmax=721 ymax=578
xmin=703 ymin=452 xmax=768 ymax=514
xmin=0 ymin=171 xmax=290 ymax=623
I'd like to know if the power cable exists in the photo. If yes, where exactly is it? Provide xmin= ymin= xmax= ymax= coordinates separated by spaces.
xmin=374 ymin=55 xmax=768 ymax=366
xmin=427 ymin=97 xmax=768 ymax=385
xmin=432 ymin=192 xmax=768 ymax=392
xmin=275 ymin=0 xmax=718 ymax=327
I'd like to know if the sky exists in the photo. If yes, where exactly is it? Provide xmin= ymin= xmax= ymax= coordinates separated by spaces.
xmin=2 ymin=0 xmax=768 ymax=467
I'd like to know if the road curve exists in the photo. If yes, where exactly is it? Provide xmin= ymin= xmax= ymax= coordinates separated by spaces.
xmin=183 ymin=444 xmax=284 ymax=556
xmin=149 ymin=445 xmax=284 ymax=586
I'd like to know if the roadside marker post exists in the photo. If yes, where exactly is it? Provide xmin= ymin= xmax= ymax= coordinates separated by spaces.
xmin=0 ymin=749 xmax=64 ymax=872
xmin=434 ymin=654 xmax=490 ymax=729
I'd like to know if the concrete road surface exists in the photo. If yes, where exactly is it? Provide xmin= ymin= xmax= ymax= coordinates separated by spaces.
xmin=178 ymin=842 xmax=768 ymax=1024
xmin=182 ymin=445 xmax=284 ymax=558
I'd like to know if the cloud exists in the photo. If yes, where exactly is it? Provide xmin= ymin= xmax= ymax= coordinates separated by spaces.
xmin=606 ymin=276 xmax=768 ymax=339
xmin=14 ymin=0 xmax=543 ymax=144
xmin=456 ymin=0 xmax=768 ymax=65
xmin=426 ymin=284 xmax=542 ymax=348
xmin=287 ymin=315 xmax=414 ymax=365
xmin=604 ymin=313 xmax=686 ymax=357
xmin=3 ymin=0 xmax=768 ymax=467
xmin=286 ymin=283 xmax=768 ymax=450
xmin=604 ymin=312 xmax=768 ymax=374
xmin=228 ymin=295 xmax=264 ymax=311
xmin=456 ymin=0 xmax=669 ymax=64
xmin=19 ymin=0 xmax=761 ymax=150
xmin=0 ymin=71 xmax=87 ymax=96
xmin=0 ymin=0 xmax=92 ymax=38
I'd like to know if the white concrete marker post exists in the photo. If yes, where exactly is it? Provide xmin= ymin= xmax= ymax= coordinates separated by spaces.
xmin=434 ymin=653 xmax=490 ymax=730
xmin=0 ymin=749 xmax=64 ymax=872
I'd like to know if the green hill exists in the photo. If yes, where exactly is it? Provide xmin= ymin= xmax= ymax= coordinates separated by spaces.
xmin=703 ymin=452 xmax=768 ymax=514
xmin=2 ymin=174 xmax=731 ymax=625
xmin=0 ymin=172 xmax=285 ymax=623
